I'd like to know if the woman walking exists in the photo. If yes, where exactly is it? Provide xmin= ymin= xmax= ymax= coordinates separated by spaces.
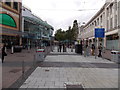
xmin=91 ymin=44 xmax=95 ymax=56
xmin=0 ymin=43 xmax=7 ymax=63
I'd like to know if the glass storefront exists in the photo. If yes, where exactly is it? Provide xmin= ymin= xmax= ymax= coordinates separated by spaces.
xmin=106 ymin=34 xmax=119 ymax=50
xmin=2 ymin=35 xmax=20 ymax=49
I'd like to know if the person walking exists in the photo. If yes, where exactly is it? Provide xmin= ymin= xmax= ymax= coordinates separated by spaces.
xmin=91 ymin=44 xmax=95 ymax=56
xmin=79 ymin=41 xmax=83 ymax=55
xmin=98 ymin=43 xmax=103 ymax=57
xmin=59 ymin=43 xmax=62 ymax=52
xmin=86 ymin=45 xmax=89 ymax=56
xmin=63 ymin=44 xmax=65 ymax=52
xmin=71 ymin=44 xmax=73 ymax=52
xmin=0 ymin=43 xmax=7 ymax=63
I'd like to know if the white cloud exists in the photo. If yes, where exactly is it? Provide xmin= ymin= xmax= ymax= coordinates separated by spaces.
xmin=23 ymin=0 xmax=106 ymax=34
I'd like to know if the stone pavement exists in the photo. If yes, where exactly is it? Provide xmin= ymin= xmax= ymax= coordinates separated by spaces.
xmin=19 ymin=47 xmax=119 ymax=89
xmin=2 ymin=48 xmax=36 ymax=88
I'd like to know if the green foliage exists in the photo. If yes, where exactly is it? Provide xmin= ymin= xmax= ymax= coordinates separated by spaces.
xmin=54 ymin=29 xmax=66 ymax=41
xmin=72 ymin=20 xmax=79 ymax=40
xmin=54 ymin=20 xmax=79 ymax=42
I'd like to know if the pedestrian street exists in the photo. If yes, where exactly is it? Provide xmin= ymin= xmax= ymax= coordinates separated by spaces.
xmin=20 ymin=47 xmax=118 ymax=89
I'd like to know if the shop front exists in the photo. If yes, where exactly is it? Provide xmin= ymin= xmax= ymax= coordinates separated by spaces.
xmin=106 ymin=34 xmax=119 ymax=50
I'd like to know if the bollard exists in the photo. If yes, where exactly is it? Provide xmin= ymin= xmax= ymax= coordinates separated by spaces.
xmin=95 ymin=49 xmax=97 ymax=59
xmin=71 ymin=47 xmax=73 ymax=52
xmin=95 ymin=38 xmax=97 ymax=59
xmin=11 ymin=46 xmax=14 ymax=54
xmin=22 ymin=60 xmax=25 ymax=78
xmin=5 ymin=46 xmax=7 ymax=53
xmin=84 ymin=47 xmax=86 ymax=57
xmin=33 ymin=55 xmax=36 ymax=67
xmin=27 ymin=46 xmax=30 ymax=53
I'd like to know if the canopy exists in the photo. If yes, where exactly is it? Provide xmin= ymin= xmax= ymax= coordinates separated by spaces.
xmin=24 ymin=16 xmax=53 ymax=30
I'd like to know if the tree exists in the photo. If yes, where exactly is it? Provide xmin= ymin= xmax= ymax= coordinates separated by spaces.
xmin=71 ymin=20 xmax=79 ymax=40
xmin=54 ymin=29 xmax=66 ymax=41
xmin=54 ymin=20 xmax=79 ymax=43
xmin=65 ymin=26 xmax=71 ymax=40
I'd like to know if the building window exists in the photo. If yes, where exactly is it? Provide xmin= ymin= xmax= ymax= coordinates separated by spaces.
xmin=5 ymin=2 xmax=11 ymax=7
xmin=114 ymin=15 xmax=117 ymax=28
xmin=100 ymin=15 xmax=102 ymax=23
xmin=110 ymin=3 xmax=113 ymax=14
xmin=94 ymin=21 xmax=97 ymax=26
xmin=114 ymin=2 xmax=117 ymax=11
xmin=110 ymin=17 xmax=113 ymax=29
xmin=107 ymin=20 xmax=109 ymax=31
xmin=13 ymin=2 xmax=18 ymax=10
xmin=97 ymin=18 xmax=99 ymax=25
xmin=107 ymin=8 xmax=109 ymax=17
xmin=92 ymin=23 xmax=94 ymax=25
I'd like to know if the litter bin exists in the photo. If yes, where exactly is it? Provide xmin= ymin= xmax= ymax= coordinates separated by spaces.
xmin=35 ymin=49 xmax=45 ymax=62
xmin=75 ymin=44 xmax=82 ymax=54
xmin=14 ymin=46 xmax=22 ymax=52
xmin=75 ymin=44 xmax=78 ymax=53
xmin=111 ymin=51 xmax=120 ymax=63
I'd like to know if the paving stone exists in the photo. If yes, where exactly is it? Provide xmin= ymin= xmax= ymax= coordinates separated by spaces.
xmin=19 ymin=47 xmax=118 ymax=89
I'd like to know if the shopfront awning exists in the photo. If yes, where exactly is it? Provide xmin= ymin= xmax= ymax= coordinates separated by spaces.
xmin=105 ymin=29 xmax=118 ymax=36
xmin=24 ymin=16 xmax=53 ymax=29
xmin=0 ymin=13 xmax=16 ymax=28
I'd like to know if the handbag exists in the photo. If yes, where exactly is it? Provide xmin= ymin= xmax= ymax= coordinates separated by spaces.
xmin=3 ymin=52 xmax=7 ymax=56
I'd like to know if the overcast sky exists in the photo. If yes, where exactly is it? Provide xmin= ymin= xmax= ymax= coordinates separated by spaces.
xmin=23 ymin=0 xmax=106 ymax=34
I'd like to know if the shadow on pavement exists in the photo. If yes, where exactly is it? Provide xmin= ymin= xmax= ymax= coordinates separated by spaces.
xmin=38 ymin=61 xmax=119 ymax=69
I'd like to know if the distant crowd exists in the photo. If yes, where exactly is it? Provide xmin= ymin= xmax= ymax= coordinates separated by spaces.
xmin=56 ymin=42 xmax=103 ymax=58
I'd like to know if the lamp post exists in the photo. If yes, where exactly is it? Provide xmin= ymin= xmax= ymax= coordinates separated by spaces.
xmin=118 ymin=0 xmax=120 ymax=51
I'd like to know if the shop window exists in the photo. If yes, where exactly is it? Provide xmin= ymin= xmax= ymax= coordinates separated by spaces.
xmin=5 ymin=2 xmax=11 ymax=7
xmin=106 ymin=34 xmax=118 ymax=40
xmin=13 ymin=2 xmax=18 ymax=11
xmin=106 ymin=34 xmax=119 ymax=50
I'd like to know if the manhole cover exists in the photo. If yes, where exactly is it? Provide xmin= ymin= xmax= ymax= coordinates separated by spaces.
xmin=45 ymin=69 xmax=49 ymax=72
xmin=9 ymin=69 xmax=21 ymax=73
xmin=65 ymin=83 xmax=84 ymax=90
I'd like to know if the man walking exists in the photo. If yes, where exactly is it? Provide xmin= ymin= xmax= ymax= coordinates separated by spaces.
xmin=59 ymin=43 xmax=62 ymax=52
xmin=98 ymin=43 xmax=103 ymax=57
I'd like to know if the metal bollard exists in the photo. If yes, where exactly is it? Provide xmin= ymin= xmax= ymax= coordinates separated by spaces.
xmin=5 ymin=47 xmax=7 ymax=53
xmin=11 ymin=46 xmax=14 ymax=54
xmin=22 ymin=60 xmax=25 ymax=78
xmin=33 ymin=55 xmax=36 ymax=67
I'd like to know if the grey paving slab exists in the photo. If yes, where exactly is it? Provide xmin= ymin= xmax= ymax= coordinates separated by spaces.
xmin=20 ymin=47 xmax=118 ymax=89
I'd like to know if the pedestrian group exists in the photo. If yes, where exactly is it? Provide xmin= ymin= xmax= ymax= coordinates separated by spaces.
xmin=57 ymin=41 xmax=103 ymax=58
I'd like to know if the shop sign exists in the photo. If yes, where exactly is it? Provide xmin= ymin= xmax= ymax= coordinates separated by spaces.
xmin=95 ymin=28 xmax=105 ymax=38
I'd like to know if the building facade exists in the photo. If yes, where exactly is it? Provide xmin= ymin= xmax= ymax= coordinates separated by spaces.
xmin=22 ymin=6 xmax=54 ymax=48
xmin=78 ymin=0 xmax=120 ymax=60
xmin=0 ymin=0 xmax=22 ymax=48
